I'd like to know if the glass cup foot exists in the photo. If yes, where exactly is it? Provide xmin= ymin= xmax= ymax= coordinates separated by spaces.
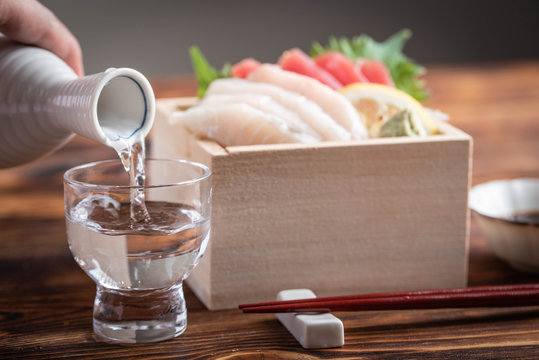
xmin=92 ymin=284 xmax=187 ymax=343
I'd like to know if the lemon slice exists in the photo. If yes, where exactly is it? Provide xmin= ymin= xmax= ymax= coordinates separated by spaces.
xmin=339 ymin=83 xmax=437 ymax=137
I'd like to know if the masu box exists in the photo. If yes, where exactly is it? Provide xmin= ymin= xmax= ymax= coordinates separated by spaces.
xmin=151 ymin=97 xmax=472 ymax=310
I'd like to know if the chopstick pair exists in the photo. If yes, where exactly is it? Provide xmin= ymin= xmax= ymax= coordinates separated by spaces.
xmin=239 ymin=283 xmax=539 ymax=313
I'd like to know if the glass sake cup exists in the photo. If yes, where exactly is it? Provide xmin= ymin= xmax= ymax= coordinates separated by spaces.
xmin=64 ymin=159 xmax=211 ymax=343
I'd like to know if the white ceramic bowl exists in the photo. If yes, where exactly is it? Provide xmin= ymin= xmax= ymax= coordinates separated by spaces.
xmin=469 ymin=178 xmax=539 ymax=274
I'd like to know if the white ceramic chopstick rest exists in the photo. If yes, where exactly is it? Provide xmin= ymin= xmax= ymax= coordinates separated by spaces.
xmin=276 ymin=289 xmax=344 ymax=349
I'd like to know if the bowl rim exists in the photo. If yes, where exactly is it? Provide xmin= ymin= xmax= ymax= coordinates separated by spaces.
xmin=469 ymin=177 xmax=539 ymax=227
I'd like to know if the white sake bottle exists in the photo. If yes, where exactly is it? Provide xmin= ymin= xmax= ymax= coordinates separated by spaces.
xmin=0 ymin=38 xmax=155 ymax=168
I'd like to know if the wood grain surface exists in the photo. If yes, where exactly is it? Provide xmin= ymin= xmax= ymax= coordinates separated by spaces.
xmin=1 ymin=62 xmax=539 ymax=359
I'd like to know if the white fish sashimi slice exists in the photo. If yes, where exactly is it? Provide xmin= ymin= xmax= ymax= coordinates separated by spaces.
xmin=248 ymin=64 xmax=368 ymax=140
xmin=207 ymin=78 xmax=350 ymax=141
xmin=172 ymin=103 xmax=319 ymax=147
xmin=201 ymin=93 xmax=321 ymax=141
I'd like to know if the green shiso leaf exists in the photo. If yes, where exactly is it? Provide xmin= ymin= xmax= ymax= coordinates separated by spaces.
xmin=189 ymin=46 xmax=230 ymax=98
xmin=309 ymin=29 xmax=428 ymax=101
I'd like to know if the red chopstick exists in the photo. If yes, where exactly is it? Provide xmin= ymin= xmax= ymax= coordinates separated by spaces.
xmin=240 ymin=283 xmax=539 ymax=313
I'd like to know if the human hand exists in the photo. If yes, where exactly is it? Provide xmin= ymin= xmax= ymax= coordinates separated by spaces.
xmin=0 ymin=0 xmax=84 ymax=76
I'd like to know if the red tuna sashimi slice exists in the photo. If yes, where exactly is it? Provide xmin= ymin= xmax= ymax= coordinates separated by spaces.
xmin=356 ymin=59 xmax=394 ymax=86
xmin=231 ymin=58 xmax=261 ymax=78
xmin=278 ymin=48 xmax=343 ymax=90
xmin=314 ymin=51 xmax=367 ymax=85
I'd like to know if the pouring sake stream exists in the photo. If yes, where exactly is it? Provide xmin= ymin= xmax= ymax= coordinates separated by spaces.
xmin=0 ymin=38 xmax=155 ymax=168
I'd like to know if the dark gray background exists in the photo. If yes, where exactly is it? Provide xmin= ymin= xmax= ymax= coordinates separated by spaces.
xmin=40 ymin=0 xmax=539 ymax=76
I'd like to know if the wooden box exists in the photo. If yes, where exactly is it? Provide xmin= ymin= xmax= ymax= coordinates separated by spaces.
xmin=151 ymin=98 xmax=473 ymax=310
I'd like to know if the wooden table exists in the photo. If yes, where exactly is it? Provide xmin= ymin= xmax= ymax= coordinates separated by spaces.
xmin=1 ymin=62 xmax=538 ymax=359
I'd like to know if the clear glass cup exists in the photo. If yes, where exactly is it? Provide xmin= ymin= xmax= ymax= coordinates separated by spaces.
xmin=64 ymin=159 xmax=211 ymax=343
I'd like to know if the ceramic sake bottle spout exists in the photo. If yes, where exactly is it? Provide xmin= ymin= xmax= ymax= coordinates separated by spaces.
xmin=0 ymin=39 xmax=155 ymax=168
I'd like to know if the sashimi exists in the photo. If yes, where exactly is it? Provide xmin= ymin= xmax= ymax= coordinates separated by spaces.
xmin=173 ymin=103 xmax=319 ymax=146
xmin=231 ymin=58 xmax=261 ymax=78
xmin=248 ymin=64 xmax=368 ymax=140
xmin=278 ymin=48 xmax=343 ymax=90
xmin=314 ymin=51 xmax=367 ymax=85
xmin=356 ymin=59 xmax=394 ymax=86
xmin=206 ymin=78 xmax=351 ymax=141
xmin=201 ymin=93 xmax=321 ymax=141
